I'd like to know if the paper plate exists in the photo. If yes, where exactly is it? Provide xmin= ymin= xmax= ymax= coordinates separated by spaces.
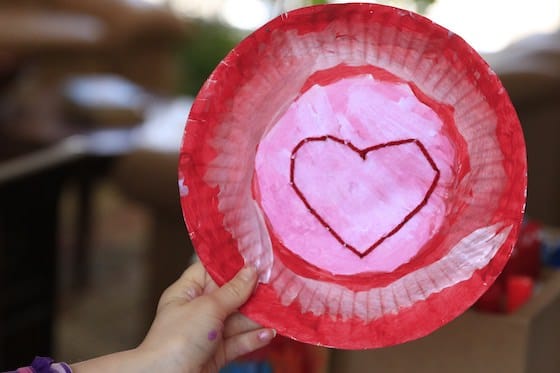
xmin=178 ymin=3 xmax=526 ymax=349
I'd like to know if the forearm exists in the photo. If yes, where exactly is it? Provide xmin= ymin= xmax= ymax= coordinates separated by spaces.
xmin=70 ymin=349 xmax=154 ymax=373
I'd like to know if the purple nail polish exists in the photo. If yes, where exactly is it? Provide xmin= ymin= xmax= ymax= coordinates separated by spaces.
xmin=207 ymin=329 xmax=219 ymax=341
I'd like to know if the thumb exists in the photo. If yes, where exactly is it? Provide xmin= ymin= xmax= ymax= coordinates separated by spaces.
xmin=210 ymin=266 xmax=257 ymax=315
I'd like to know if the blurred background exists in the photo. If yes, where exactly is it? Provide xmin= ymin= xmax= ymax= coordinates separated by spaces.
xmin=1 ymin=0 xmax=560 ymax=372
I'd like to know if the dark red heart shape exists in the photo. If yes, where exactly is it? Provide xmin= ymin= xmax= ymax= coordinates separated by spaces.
xmin=290 ymin=135 xmax=440 ymax=258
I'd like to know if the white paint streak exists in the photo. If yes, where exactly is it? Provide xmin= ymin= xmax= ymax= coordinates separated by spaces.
xmin=272 ymin=223 xmax=510 ymax=321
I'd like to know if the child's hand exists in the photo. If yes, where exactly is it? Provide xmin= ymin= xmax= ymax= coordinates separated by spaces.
xmin=72 ymin=262 xmax=276 ymax=373
xmin=140 ymin=262 xmax=276 ymax=372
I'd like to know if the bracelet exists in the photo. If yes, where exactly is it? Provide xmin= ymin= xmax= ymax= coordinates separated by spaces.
xmin=12 ymin=356 xmax=72 ymax=373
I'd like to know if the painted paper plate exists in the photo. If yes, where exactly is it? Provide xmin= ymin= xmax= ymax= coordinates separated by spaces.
xmin=178 ymin=3 xmax=526 ymax=349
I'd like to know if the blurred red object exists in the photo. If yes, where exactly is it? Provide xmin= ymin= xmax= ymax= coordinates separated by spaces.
xmin=475 ymin=220 xmax=541 ymax=313
xmin=474 ymin=281 xmax=505 ymax=313
xmin=502 ymin=220 xmax=542 ymax=279
xmin=506 ymin=275 xmax=534 ymax=313
xmin=241 ymin=336 xmax=329 ymax=373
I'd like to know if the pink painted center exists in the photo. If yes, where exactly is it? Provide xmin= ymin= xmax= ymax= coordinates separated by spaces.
xmin=291 ymin=136 xmax=440 ymax=258
xmin=255 ymin=73 xmax=455 ymax=275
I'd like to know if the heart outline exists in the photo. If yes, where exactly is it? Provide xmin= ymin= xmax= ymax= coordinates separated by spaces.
xmin=290 ymin=135 xmax=440 ymax=258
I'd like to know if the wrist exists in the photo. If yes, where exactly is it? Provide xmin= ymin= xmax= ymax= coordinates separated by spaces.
xmin=135 ymin=338 xmax=201 ymax=373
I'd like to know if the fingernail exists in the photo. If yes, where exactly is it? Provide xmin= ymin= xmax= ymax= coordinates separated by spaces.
xmin=258 ymin=329 xmax=276 ymax=342
xmin=239 ymin=266 xmax=257 ymax=282
xmin=185 ymin=287 xmax=199 ymax=300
